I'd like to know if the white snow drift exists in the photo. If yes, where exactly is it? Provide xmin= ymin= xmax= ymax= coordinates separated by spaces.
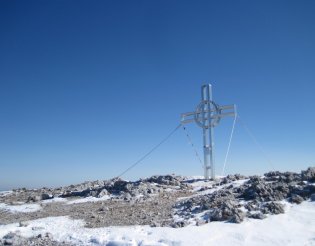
xmin=0 ymin=203 xmax=41 ymax=213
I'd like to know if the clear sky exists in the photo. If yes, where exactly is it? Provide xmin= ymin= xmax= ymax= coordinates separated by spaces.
xmin=0 ymin=0 xmax=314 ymax=190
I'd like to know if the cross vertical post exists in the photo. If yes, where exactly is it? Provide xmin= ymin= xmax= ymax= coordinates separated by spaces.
xmin=201 ymin=85 xmax=214 ymax=180
xmin=181 ymin=84 xmax=236 ymax=180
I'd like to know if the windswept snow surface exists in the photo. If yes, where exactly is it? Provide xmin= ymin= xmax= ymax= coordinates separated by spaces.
xmin=0 ymin=203 xmax=41 ymax=213
xmin=0 ymin=201 xmax=314 ymax=246
xmin=40 ymin=196 xmax=111 ymax=205
xmin=41 ymin=197 xmax=67 ymax=204
xmin=66 ymin=195 xmax=111 ymax=205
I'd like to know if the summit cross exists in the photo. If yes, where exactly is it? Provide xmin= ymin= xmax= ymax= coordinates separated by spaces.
xmin=180 ymin=84 xmax=237 ymax=180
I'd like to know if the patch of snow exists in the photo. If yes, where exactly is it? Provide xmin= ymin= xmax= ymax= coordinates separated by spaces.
xmin=0 ymin=201 xmax=314 ymax=245
xmin=41 ymin=197 xmax=67 ymax=204
xmin=66 ymin=195 xmax=110 ymax=205
xmin=0 ymin=203 xmax=41 ymax=213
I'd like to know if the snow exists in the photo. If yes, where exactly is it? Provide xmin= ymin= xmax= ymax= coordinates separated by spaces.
xmin=0 ymin=201 xmax=314 ymax=245
xmin=0 ymin=203 xmax=41 ymax=213
xmin=41 ymin=197 xmax=68 ymax=204
xmin=66 ymin=195 xmax=111 ymax=205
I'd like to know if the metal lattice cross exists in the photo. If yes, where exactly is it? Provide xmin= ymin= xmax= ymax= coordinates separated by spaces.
xmin=180 ymin=84 xmax=237 ymax=180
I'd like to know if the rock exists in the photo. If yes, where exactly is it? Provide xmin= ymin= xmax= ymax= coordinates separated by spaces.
xmin=264 ymin=171 xmax=281 ymax=182
xmin=123 ymin=193 xmax=132 ymax=201
xmin=290 ymin=194 xmax=304 ymax=204
xmin=98 ymin=206 xmax=109 ymax=212
xmin=146 ymin=175 xmax=182 ymax=186
xmin=230 ymin=209 xmax=245 ymax=223
xmin=261 ymin=202 xmax=285 ymax=215
xmin=3 ymin=239 xmax=13 ymax=245
xmin=171 ymin=220 xmax=188 ymax=228
xmin=310 ymin=193 xmax=315 ymax=201
xmin=151 ymin=221 xmax=160 ymax=227
xmin=248 ymin=212 xmax=266 ymax=220
xmin=209 ymin=208 xmax=223 ymax=221
xmin=207 ymin=203 xmax=244 ymax=223
xmin=111 ymin=180 xmax=129 ymax=194
xmin=291 ymin=184 xmax=315 ymax=199
xmin=41 ymin=193 xmax=52 ymax=200
xmin=301 ymin=167 xmax=315 ymax=182
xmin=196 ymin=219 xmax=206 ymax=226
xmin=45 ymin=232 xmax=53 ymax=239
xmin=97 ymin=189 xmax=109 ymax=198
xmin=19 ymin=221 xmax=28 ymax=227
xmin=241 ymin=178 xmax=290 ymax=202
xmin=27 ymin=195 xmax=41 ymax=203
xmin=89 ymin=190 xmax=98 ymax=197
xmin=245 ymin=201 xmax=259 ymax=212
xmin=2 ymin=233 xmax=14 ymax=239
xmin=2 ymin=233 xmax=15 ymax=245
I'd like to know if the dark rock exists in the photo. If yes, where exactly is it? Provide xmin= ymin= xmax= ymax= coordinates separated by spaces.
xmin=301 ymin=167 xmax=315 ymax=182
xmin=151 ymin=221 xmax=160 ymax=227
xmin=27 ymin=195 xmax=41 ymax=203
xmin=89 ymin=190 xmax=98 ymax=197
xmin=209 ymin=208 xmax=223 ymax=221
xmin=291 ymin=184 xmax=315 ymax=199
xmin=3 ymin=239 xmax=13 ymax=245
xmin=3 ymin=233 xmax=15 ymax=240
xmin=171 ymin=220 xmax=188 ymax=228
xmin=245 ymin=201 xmax=259 ymax=212
xmin=241 ymin=178 xmax=290 ymax=202
xmin=310 ymin=193 xmax=315 ymax=201
xmin=2 ymin=233 xmax=15 ymax=245
xmin=60 ymin=189 xmax=91 ymax=198
xmin=146 ymin=175 xmax=182 ymax=186
xmin=205 ymin=200 xmax=243 ymax=223
xmin=261 ymin=202 xmax=285 ymax=215
xmin=230 ymin=210 xmax=245 ymax=223
xmin=290 ymin=194 xmax=304 ymax=204
xmin=264 ymin=171 xmax=281 ymax=178
xmin=248 ymin=212 xmax=266 ymax=220
xmin=97 ymin=189 xmax=109 ymax=198
xmin=41 ymin=193 xmax=52 ymax=200
xmin=123 ymin=193 xmax=132 ymax=201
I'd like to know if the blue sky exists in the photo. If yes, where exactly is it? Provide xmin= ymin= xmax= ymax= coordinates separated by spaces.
xmin=0 ymin=0 xmax=314 ymax=190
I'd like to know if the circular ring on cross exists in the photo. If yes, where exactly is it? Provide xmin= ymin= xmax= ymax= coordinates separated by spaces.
xmin=194 ymin=100 xmax=221 ymax=128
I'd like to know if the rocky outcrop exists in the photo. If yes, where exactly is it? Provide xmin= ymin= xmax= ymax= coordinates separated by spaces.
xmin=173 ymin=167 xmax=315 ymax=226
xmin=1 ymin=167 xmax=314 ymax=230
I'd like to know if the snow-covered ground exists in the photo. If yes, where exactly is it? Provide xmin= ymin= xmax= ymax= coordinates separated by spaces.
xmin=0 ymin=201 xmax=314 ymax=246
xmin=66 ymin=195 xmax=111 ymax=205
xmin=0 ymin=203 xmax=41 ymax=213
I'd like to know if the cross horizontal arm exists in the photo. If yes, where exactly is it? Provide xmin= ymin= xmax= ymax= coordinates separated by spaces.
xmin=181 ymin=104 xmax=235 ymax=117
xmin=181 ymin=112 xmax=236 ymax=124
xmin=180 ymin=104 xmax=237 ymax=125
